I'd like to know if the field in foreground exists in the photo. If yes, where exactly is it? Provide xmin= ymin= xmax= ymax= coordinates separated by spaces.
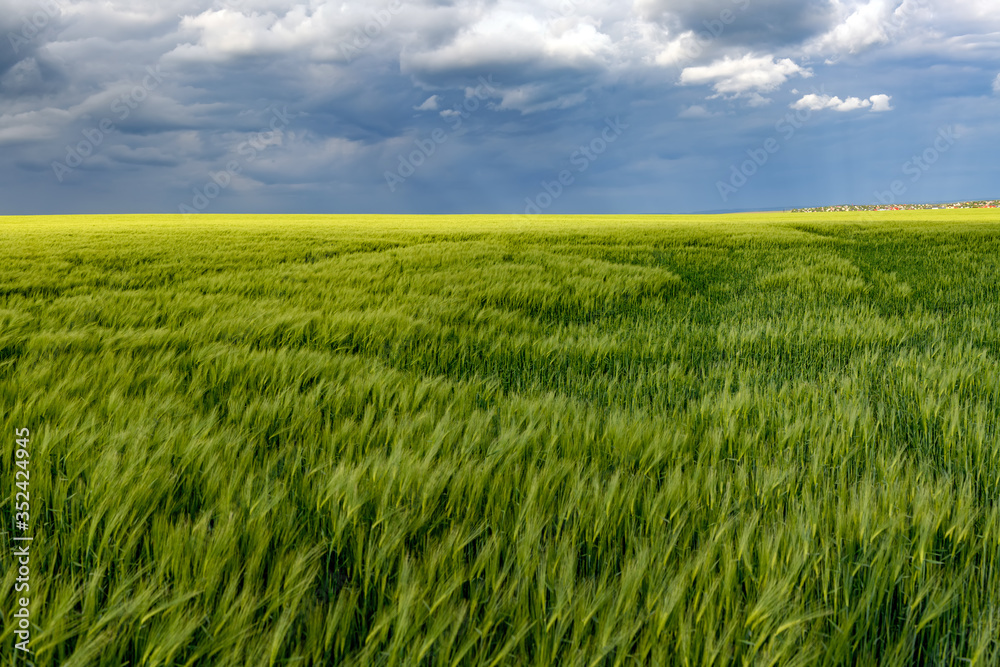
xmin=2 ymin=211 xmax=1000 ymax=666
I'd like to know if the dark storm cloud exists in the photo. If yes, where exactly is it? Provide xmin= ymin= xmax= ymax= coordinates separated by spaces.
xmin=1 ymin=0 xmax=60 ymax=63
xmin=0 ymin=54 xmax=68 ymax=97
xmin=638 ymin=0 xmax=834 ymax=50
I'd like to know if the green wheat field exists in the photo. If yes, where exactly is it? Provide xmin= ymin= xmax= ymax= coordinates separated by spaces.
xmin=2 ymin=211 xmax=1000 ymax=666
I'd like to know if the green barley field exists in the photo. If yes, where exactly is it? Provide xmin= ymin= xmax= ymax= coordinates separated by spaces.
xmin=2 ymin=211 xmax=1000 ymax=666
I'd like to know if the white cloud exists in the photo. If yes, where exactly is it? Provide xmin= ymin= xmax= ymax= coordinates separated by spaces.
xmin=169 ymin=8 xmax=314 ymax=61
xmin=790 ymin=94 xmax=829 ymax=111
xmin=398 ymin=7 xmax=620 ymax=112
xmin=834 ymin=96 xmax=869 ymax=111
xmin=869 ymin=93 xmax=893 ymax=111
xmin=654 ymin=34 xmax=693 ymax=68
xmin=806 ymin=0 xmax=897 ymax=56
xmin=678 ymin=104 xmax=722 ymax=119
xmin=745 ymin=93 xmax=772 ymax=107
xmin=166 ymin=3 xmax=410 ymax=63
xmin=403 ymin=11 xmax=615 ymax=73
xmin=494 ymin=84 xmax=588 ymax=114
xmin=993 ymin=73 xmax=1000 ymax=94
xmin=679 ymin=54 xmax=811 ymax=101
xmin=790 ymin=92 xmax=893 ymax=112
xmin=414 ymin=96 xmax=439 ymax=111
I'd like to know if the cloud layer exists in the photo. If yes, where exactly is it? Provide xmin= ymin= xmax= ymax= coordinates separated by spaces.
xmin=680 ymin=54 xmax=812 ymax=106
xmin=1 ymin=0 xmax=998 ymax=213
xmin=792 ymin=92 xmax=893 ymax=112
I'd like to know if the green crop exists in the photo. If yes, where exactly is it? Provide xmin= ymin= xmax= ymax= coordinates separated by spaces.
xmin=1 ymin=211 xmax=999 ymax=665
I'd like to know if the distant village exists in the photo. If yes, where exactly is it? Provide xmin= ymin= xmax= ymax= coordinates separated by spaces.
xmin=792 ymin=200 xmax=1000 ymax=212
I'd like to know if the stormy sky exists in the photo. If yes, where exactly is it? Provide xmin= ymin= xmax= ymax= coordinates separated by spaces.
xmin=1 ymin=0 xmax=998 ymax=214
